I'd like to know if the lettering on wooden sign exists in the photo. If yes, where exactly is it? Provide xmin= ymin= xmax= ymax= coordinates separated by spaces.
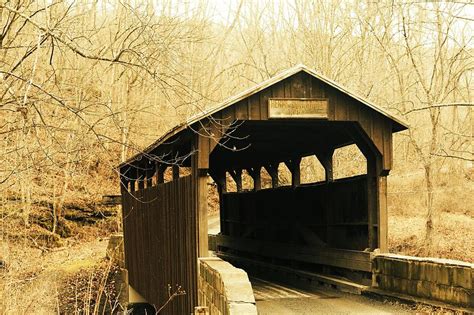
xmin=268 ymin=98 xmax=328 ymax=119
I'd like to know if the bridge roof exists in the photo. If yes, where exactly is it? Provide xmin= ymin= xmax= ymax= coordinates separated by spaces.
xmin=119 ymin=64 xmax=408 ymax=168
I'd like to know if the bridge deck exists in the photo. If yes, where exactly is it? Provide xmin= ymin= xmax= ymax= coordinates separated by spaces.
xmin=250 ymin=277 xmax=411 ymax=315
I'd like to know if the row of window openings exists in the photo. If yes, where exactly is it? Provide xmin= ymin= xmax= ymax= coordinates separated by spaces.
xmin=125 ymin=145 xmax=367 ymax=192
xmin=224 ymin=154 xmax=366 ymax=192
xmin=126 ymin=166 xmax=191 ymax=191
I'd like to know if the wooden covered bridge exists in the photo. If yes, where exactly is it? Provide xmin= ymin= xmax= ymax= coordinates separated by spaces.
xmin=118 ymin=64 xmax=409 ymax=313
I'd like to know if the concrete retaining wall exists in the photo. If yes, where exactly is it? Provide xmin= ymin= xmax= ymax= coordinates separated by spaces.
xmin=372 ymin=254 xmax=473 ymax=308
xmin=198 ymin=257 xmax=257 ymax=315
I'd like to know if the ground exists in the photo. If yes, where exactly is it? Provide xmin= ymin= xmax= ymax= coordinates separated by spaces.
xmin=0 ymin=201 xmax=123 ymax=314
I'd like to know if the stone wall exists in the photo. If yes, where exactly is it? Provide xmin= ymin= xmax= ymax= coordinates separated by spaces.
xmin=372 ymin=254 xmax=473 ymax=308
xmin=198 ymin=257 xmax=257 ymax=315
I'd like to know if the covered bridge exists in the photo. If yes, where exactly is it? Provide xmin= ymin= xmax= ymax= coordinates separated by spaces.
xmin=118 ymin=64 xmax=408 ymax=313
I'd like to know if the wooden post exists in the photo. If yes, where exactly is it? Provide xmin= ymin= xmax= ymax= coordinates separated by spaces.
xmin=129 ymin=167 xmax=137 ymax=192
xmin=248 ymin=166 xmax=261 ymax=191
xmin=157 ymin=165 xmax=166 ymax=184
xmin=214 ymin=170 xmax=227 ymax=235
xmin=346 ymin=124 xmax=386 ymax=251
xmin=145 ymin=163 xmax=153 ymax=188
xmin=285 ymin=158 xmax=301 ymax=188
xmin=378 ymin=175 xmax=388 ymax=253
xmin=137 ymin=166 xmax=145 ymax=190
xmin=194 ymin=132 xmax=209 ymax=257
xmin=367 ymin=157 xmax=378 ymax=250
xmin=229 ymin=169 xmax=242 ymax=192
xmin=172 ymin=164 xmax=180 ymax=180
xmin=264 ymin=164 xmax=279 ymax=188
xmin=316 ymin=149 xmax=334 ymax=182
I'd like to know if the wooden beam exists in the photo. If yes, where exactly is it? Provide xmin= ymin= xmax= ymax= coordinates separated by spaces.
xmin=229 ymin=169 xmax=243 ymax=192
xmin=172 ymin=165 xmax=180 ymax=180
xmin=214 ymin=170 xmax=227 ymax=236
xmin=198 ymin=125 xmax=210 ymax=170
xmin=316 ymin=149 xmax=334 ymax=182
xmin=145 ymin=164 xmax=154 ymax=188
xmin=137 ymin=167 xmax=145 ymax=190
xmin=378 ymin=176 xmax=388 ymax=253
xmin=248 ymin=166 xmax=261 ymax=191
xmin=192 ymin=138 xmax=209 ymax=257
xmin=129 ymin=166 xmax=137 ymax=192
xmin=215 ymin=235 xmax=371 ymax=272
xmin=344 ymin=123 xmax=385 ymax=251
xmin=157 ymin=164 xmax=166 ymax=184
xmin=285 ymin=158 xmax=301 ymax=188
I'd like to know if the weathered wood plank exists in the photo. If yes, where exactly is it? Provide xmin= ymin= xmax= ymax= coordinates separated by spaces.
xmin=215 ymin=235 xmax=372 ymax=272
xmin=235 ymin=100 xmax=249 ymax=120
xmin=248 ymin=93 xmax=261 ymax=120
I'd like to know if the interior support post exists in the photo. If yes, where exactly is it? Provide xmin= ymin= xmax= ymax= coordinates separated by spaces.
xmin=316 ymin=149 xmax=334 ymax=182
xmin=229 ymin=169 xmax=243 ymax=192
xmin=248 ymin=166 xmax=261 ymax=191
xmin=156 ymin=163 xmax=166 ymax=184
xmin=285 ymin=158 xmax=301 ymax=188
xmin=346 ymin=123 xmax=387 ymax=252
xmin=137 ymin=167 xmax=145 ymax=190
xmin=172 ymin=165 xmax=180 ymax=180
xmin=128 ymin=167 xmax=137 ymax=192
xmin=145 ymin=164 xmax=154 ymax=188
xmin=264 ymin=164 xmax=279 ymax=188
xmin=366 ymin=156 xmax=379 ymax=251
xmin=378 ymin=175 xmax=388 ymax=253
xmin=212 ymin=170 xmax=227 ymax=235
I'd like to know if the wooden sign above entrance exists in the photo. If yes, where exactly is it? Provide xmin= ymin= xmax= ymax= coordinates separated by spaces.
xmin=268 ymin=98 xmax=328 ymax=119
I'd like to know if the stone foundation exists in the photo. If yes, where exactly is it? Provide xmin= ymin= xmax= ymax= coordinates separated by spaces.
xmin=198 ymin=257 xmax=257 ymax=315
xmin=372 ymin=254 xmax=473 ymax=308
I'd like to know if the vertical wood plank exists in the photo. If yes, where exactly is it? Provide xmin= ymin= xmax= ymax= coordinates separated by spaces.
xmin=310 ymin=76 xmax=326 ymax=98
xmin=249 ymin=166 xmax=261 ymax=191
xmin=235 ymin=100 xmax=249 ymax=120
xmin=198 ymin=129 xmax=210 ymax=170
xmin=259 ymin=89 xmax=270 ymax=120
xmin=173 ymin=165 xmax=180 ymax=180
xmin=248 ymin=94 xmax=261 ymax=120
xmin=378 ymin=176 xmax=388 ymax=252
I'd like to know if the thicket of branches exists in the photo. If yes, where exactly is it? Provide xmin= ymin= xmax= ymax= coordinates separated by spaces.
xmin=1 ymin=0 xmax=472 ymax=251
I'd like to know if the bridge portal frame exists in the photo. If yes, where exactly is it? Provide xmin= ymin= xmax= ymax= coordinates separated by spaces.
xmin=118 ymin=65 xmax=408 ymax=313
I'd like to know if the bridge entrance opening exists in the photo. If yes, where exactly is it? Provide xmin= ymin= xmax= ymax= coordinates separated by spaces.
xmin=210 ymin=120 xmax=376 ymax=286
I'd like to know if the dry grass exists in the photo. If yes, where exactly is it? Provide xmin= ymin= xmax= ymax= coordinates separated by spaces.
xmin=0 ymin=201 xmax=122 ymax=314
xmin=388 ymin=170 xmax=473 ymax=262
xmin=0 ymin=238 xmax=110 ymax=314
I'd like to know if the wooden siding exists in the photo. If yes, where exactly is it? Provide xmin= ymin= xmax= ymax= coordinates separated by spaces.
xmin=220 ymin=175 xmax=368 ymax=251
xmin=202 ymin=72 xmax=393 ymax=172
xmin=121 ymin=176 xmax=197 ymax=314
